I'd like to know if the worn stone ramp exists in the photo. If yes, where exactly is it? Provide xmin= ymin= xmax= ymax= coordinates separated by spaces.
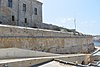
xmin=0 ymin=48 xmax=59 ymax=59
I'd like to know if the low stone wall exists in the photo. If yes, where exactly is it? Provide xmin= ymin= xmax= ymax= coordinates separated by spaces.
xmin=0 ymin=54 xmax=89 ymax=67
xmin=0 ymin=48 xmax=60 ymax=59
xmin=0 ymin=25 xmax=95 ymax=53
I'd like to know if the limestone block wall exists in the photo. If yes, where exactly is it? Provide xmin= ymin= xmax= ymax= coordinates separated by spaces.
xmin=0 ymin=0 xmax=42 ymax=27
xmin=0 ymin=25 xmax=95 ymax=53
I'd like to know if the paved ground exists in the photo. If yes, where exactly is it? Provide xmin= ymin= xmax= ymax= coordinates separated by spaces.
xmin=0 ymin=48 xmax=88 ymax=66
xmin=0 ymin=54 xmax=86 ymax=64
xmin=38 ymin=61 xmax=75 ymax=67
xmin=95 ymin=46 xmax=100 ymax=49
xmin=0 ymin=48 xmax=60 ymax=59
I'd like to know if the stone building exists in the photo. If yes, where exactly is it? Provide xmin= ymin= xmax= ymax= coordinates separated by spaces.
xmin=0 ymin=0 xmax=42 ymax=27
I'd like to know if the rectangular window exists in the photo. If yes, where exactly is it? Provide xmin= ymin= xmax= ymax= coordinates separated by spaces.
xmin=25 ymin=18 xmax=27 ymax=23
xmin=8 ymin=0 xmax=13 ymax=8
xmin=34 ymin=8 xmax=37 ymax=15
xmin=23 ymin=4 xmax=26 ymax=12
xmin=12 ymin=16 xmax=15 ymax=21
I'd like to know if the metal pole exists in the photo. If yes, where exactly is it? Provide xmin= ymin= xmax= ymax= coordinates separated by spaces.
xmin=73 ymin=18 xmax=76 ymax=35
xmin=74 ymin=18 xmax=76 ymax=31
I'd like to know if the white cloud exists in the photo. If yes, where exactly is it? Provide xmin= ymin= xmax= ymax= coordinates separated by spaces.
xmin=54 ymin=17 xmax=71 ymax=23
xmin=67 ymin=18 xmax=74 ymax=21
xmin=60 ymin=17 xmax=75 ymax=23
xmin=43 ymin=17 xmax=76 ymax=28
xmin=43 ymin=17 xmax=99 ymax=35
xmin=61 ymin=18 xmax=66 ymax=23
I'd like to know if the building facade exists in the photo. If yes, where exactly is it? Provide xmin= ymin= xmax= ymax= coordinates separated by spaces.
xmin=0 ymin=0 xmax=42 ymax=27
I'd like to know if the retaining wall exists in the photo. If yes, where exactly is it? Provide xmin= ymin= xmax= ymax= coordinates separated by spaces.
xmin=0 ymin=25 xmax=95 ymax=53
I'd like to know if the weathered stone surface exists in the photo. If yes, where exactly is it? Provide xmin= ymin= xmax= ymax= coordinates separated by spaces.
xmin=0 ymin=48 xmax=59 ymax=59
xmin=0 ymin=25 xmax=95 ymax=54
xmin=0 ymin=54 xmax=88 ymax=67
xmin=0 ymin=0 xmax=42 ymax=27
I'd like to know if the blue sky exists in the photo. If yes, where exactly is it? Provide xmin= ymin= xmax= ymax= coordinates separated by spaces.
xmin=42 ymin=0 xmax=100 ymax=35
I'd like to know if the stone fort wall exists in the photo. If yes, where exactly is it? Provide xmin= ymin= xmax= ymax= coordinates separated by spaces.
xmin=0 ymin=0 xmax=42 ymax=27
xmin=0 ymin=25 xmax=95 ymax=53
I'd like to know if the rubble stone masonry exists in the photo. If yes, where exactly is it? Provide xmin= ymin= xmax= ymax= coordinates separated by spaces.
xmin=0 ymin=25 xmax=95 ymax=54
